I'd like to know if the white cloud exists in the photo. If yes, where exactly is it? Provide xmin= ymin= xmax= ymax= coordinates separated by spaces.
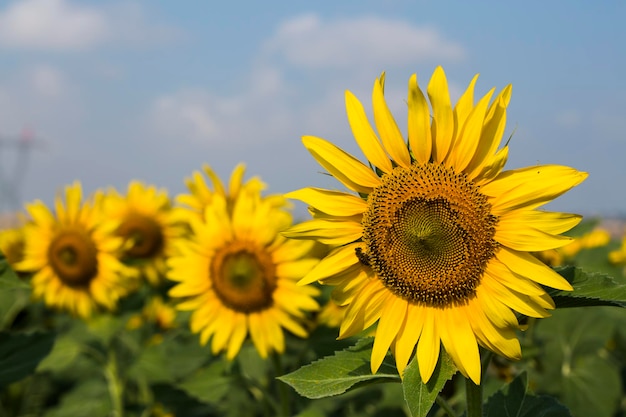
xmin=147 ymin=14 xmax=465 ymax=149
xmin=29 ymin=65 xmax=66 ymax=97
xmin=263 ymin=13 xmax=465 ymax=70
xmin=0 ymin=0 xmax=180 ymax=51
xmin=0 ymin=0 xmax=108 ymax=50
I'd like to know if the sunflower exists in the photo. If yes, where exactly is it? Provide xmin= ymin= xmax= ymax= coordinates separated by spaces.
xmin=286 ymin=67 xmax=587 ymax=384
xmin=167 ymin=165 xmax=320 ymax=359
xmin=15 ymin=182 xmax=136 ymax=318
xmin=176 ymin=164 xmax=268 ymax=218
xmin=104 ymin=181 xmax=178 ymax=286
xmin=0 ymin=224 xmax=26 ymax=269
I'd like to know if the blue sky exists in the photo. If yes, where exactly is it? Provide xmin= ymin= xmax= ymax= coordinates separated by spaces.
xmin=0 ymin=0 xmax=624 ymax=218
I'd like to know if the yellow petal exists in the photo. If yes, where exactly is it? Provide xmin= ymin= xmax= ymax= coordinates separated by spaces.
xmin=453 ymin=73 xmax=479 ymax=131
xmin=446 ymin=87 xmax=495 ymax=172
xmin=345 ymin=90 xmax=393 ymax=173
xmin=482 ymin=165 xmax=588 ymax=214
xmin=303 ymin=136 xmax=381 ymax=193
xmin=439 ymin=306 xmax=481 ymax=384
xmin=248 ymin=313 xmax=268 ymax=358
xmin=428 ymin=66 xmax=454 ymax=163
xmin=407 ymin=74 xmax=432 ymax=164
xmin=339 ymin=278 xmax=386 ymax=338
xmin=285 ymin=188 xmax=367 ymax=217
xmin=202 ymin=164 xmax=226 ymax=197
xmin=466 ymin=85 xmax=512 ymax=180
xmin=298 ymin=243 xmax=361 ymax=285
xmin=394 ymin=304 xmax=424 ymax=377
xmin=498 ymin=210 xmax=582 ymax=235
xmin=226 ymin=313 xmax=248 ymax=359
xmin=228 ymin=164 xmax=246 ymax=198
xmin=486 ymin=258 xmax=547 ymax=296
xmin=372 ymin=77 xmax=411 ymax=168
xmin=482 ymin=274 xmax=552 ymax=318
xmin=496 ymin=247 xmax=573 ymax=291
xmin=467 ymin=300 xmax=521 ymax=360
xmin=371 ymin=296 xmax=407 ymax=373
xmin=416 ymin=307 xmax=440 ymax=383
xmin=495 ymin=223 xmax=574 ymax=251
xmin=282 ymin=218 xmax=362 ymax=245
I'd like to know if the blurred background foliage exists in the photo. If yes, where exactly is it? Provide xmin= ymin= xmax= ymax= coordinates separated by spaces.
xmin=0 ymin=206 xmax=625 ymax=416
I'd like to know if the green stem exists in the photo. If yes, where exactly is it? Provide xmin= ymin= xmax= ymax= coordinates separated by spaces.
xmin=465 ymin=377 xmax=482 ymax=417
xmin=104 ymin=349 xmax=124 ymax=417
xmin=465 ymin=349 xmax=492 ymax=417
xmin=271 ymin=353 xmax=290 ymax=417
xmin=435 ymin=395 xmax=458 ymax=417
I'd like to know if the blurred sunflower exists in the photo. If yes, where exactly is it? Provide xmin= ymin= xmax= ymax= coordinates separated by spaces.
xmin=104 ymin=181 xmax=178 ymax=286
xmin=537 ymin=227 xmax=610 ymax=267
xmin=176 ymin=164 xmax=267 ymax=218
xmin=168 ymin=165 xmax=320 ymax=359
xmin=0 ymin=224 xmax=26 ymax=269
xmin=15 ymin=182 xmax=136 ymax=318
xmin=609 ymin=234 xmax=626 ymax=267
xmin=286 ymin=67 xmax=587 ymax=384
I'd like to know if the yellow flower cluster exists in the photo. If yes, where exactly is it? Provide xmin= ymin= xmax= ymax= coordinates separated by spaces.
xmin=0 ymin=67 xmax=590 ymax=383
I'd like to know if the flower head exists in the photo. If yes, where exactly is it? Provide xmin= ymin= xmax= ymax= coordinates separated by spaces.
xmin=103 ymin=181 xmax=179 ymax=286
xmin=168 ymin=164 xmax=320 ymax=359
xmin=15 ymin=182 xmax=137 ymax=318
xmin=286 ymin=67 xmax=587 ymax=384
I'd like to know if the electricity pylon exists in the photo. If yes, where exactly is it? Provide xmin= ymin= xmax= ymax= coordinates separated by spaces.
xmin=0 ymin=127 xmax=42 ymax=214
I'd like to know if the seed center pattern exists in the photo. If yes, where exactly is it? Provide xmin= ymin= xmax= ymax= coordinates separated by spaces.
xmin=48 ymin=229 xmax=98 ymax=287
xmin=117 ymin=212 xmax=165 ymax=259
xmin=211 ymin=240 xmax=277 ymax=313
xmin=361 ymin=163 xmax=498 ymax=306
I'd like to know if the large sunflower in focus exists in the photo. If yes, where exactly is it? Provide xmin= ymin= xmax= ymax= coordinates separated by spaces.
xmin=286 ymin=67 xmax=587 ymax=384
xmin=168 ymin=165 xmax=320 ymax=359
xmin=16 ymin=182 xmax=136 ymax=318
xmin=104 ymin=181 xmax=178 ymax=286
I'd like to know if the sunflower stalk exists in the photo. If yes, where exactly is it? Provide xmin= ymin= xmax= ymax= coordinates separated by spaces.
xmin=104 ymin=348 xmax=125 ymax=417
xmin=465 ymin=349 xmax=493 ymax=417
xmin=465 ymin=377 xmax=482 ymax=417
xmin=435 ymin=395 xmax=458 ymax=417
xmin=272 ymin=352 xmax=291 ymax=417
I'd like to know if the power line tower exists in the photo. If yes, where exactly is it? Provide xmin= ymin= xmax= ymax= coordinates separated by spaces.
xmin=0 ymin=127 xmax=42 ymax=214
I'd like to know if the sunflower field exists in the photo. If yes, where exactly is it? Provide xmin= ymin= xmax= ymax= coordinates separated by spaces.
xmin=0 ymin=67 xmax=625 ymax=417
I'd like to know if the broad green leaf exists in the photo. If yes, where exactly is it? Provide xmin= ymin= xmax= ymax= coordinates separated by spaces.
xmin=531 ymin=308 xmax=623 ymax=417
xmin=0 ymin=255 xmax=28 ymax=290
xmin=36 ymin=336 xmax=82 ymax=373
xmin=43 ymin=378 xmax=112 ymax=417
xmin=0 ymin=286 xmax=30 ymax=329
xmin=151 ymin=383 xmax=216 ymax=417
xmin=402 ymin=350 xmax=457 ymax=417
xmin=128 ymin=333 xmax=212 ymax=384
xmin=549 ymin=266 xmax=626 ymax=308
xmin=483 ymin=372 xmax=571 ymax=417
xmin=278 ymin=338 xmax=399 ymax=399
xmin=0 ymin=331 xmax=55 ymax=387
xmin=176 ymin=361 xmax=231 ymax=405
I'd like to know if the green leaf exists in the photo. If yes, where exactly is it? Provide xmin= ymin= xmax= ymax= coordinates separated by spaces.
xmin=43 ymin=378 xmax=112 ymax=417
xmin=0 ymin=255 xmax=28 ymax=290
xmin=402 ymin=350 xmax=457 ymax=417
xmin=531 ymin=308 xmax=624 ymax=417
xmin=176 ymin=361 xmax=231 ymax=405
xmin=0 ymin=286 xmax=30 ymax=329
xmin=0 ymin=331 xmax=55 ymax=387
xmin=36 ymin=335 xmax=82 ymax=373
xmin=549 ymin=266 xmax=626 ymax=308
xmin=278 ymin=338 xmax=399 ymax=399
xmin=484 ymin=372 xmax=571 ymax=417
xmin=128 ymin=333 xmax=212 ymax=384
